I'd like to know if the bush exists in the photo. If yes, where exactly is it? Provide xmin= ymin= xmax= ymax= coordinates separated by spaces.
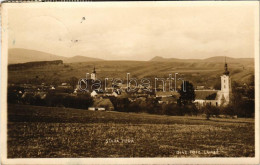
xmin=8 ymin=92 xmax=19 ymax=104
xmin=8 ymin=86 xmax=25 ymax=104
xmin=110 ymin=97 xmax=130 ymax=112
xmin=17 ymin=92 xmax=94 ymax=110
xmin=128 ymin=102 xmax=141 ymax=113
xmin=221 ymin=101 xmax=254 ymax=118
xmin=160 ymin=103 xmax=198 ymax=116
xmin=45 ymin=94 xmax=94 ymax=109
xmin=163 ymin=104 xmax=183 ymax=116
xmin=202 ymin=104 xmax=220 ymax=120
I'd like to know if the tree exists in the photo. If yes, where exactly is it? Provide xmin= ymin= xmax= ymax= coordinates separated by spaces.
xmin=110 ymin=97 xmax=130 ymax=112
xmin=69 ymin=77 xmax=79 ymax=90
xmin=52 ymin=77 xmax=61 ymax=86
xmin=228 ymin=76 xmax=255 ymax=118
xmin=178 ymin=81 xmax=195 ymax=105
xmin=201 ymin=104 xmax=220 ymax=120
xmin=202 ymin=105 xmax=211 ymax=120
xmin=246 ymin=75 xmax=254 ymax=100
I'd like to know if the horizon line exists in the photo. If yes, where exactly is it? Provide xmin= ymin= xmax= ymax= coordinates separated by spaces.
xmin=8 ymin=48 xmax=255 ymax=61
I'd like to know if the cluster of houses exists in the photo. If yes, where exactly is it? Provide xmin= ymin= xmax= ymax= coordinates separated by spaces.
xmin=8 ymin=82 xmax=72 ymax=104
xmin=9 ymin=61 xmax=232 ymax=111
xmin=79 ymin=61 xmax=232 ymax=111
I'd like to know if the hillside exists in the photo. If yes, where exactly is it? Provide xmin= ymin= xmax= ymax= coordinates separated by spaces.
xmin=204 ymin=56 xmax=254 ymax=63
xmin=8 ymin=60 xmax=63 ymax=71
xmin=8 ymin=48 xmax=254 ymax=87
xmin=8 ymin=60 xmax=254 ymax=88
xmin=64 ymin=55 xmax=103 ymax=63
xmin=8 ymin=48 xmax=66 ymax=64
xmin=8 ymin=48 xmax=104 ymax=64
xmin=150 ymin=56 xmax=201 ymax=63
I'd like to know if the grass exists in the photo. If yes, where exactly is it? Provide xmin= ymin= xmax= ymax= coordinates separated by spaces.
xmin=8 ymin=104 xmax=254 ymax=158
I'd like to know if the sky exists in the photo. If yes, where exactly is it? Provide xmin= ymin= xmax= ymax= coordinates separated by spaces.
xmin=7 ymin=2 xmax=257 ymax=61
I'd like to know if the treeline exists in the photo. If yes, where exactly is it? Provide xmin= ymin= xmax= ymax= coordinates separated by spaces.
xmin=110 ymin=97 xmax=199 ymax=116
xmin=109 ymin=97 xmax=254 ymax=118
xmin=201 ymin=104 xmax=254 ymax=119
xmin=8 ymin=60 xmax=63 ymax=70
xmin=229 ymin=76 xmax=255 ymax=118
xmin=8 ymin=91 xmax=93 ymax=110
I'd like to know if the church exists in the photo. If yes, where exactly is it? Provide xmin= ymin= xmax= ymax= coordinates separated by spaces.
xmin=194 ymin=60 xmax=232 ymax=109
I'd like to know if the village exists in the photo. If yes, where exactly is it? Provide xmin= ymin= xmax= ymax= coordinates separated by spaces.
xmin=8 ymin=73 xmax=181 ymax=112
xmin=8 ymin=60 xmax=234 ymax=115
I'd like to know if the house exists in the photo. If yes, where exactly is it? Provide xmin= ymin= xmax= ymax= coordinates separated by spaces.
xmin=159 ymin=96 xmax=178 ymax=104
xmin=155 ymin=91 xmax=179 ymax=98
xmin=136 ymin=97 xmax=146 ymax=102
xmin=196 ymin=86 xmax=205 ymax=90
xmin=91 ymin=90 xmax=98 ymax=97
xmin=35 ymin=92 xmax=47 ymax=99
xmin=154 ymin=90 xmax=180 ymax=104
xmin=118 ymin=92 xmax=129 ymax=99
xmin=61 ymin=83 xmax=68 ymax=86
xmin=88 ymin=107 xmax=96 ymax=111
xmin=88 ymin=107 xmax=105 ymax=111
xmin=112 ymin=91 xmax=118 ymax=97
xmin=56 ymin=83 xmax=73 ymax=93
xmin=92 ymin=98 xmax=114 ymax=111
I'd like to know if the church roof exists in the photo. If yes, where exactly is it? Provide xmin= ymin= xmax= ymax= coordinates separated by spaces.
xmin=223 ymin=63 xmax=229 ymax=76
xmin=161 ymin=97 xmax=178 ymax=102
xmin=195 ymin=90 xmax=218 ymax=100
xmin=155 ymin=91 xmax=179 ymax=96
xmin=223 ymin=57 xmax=229 ymax=76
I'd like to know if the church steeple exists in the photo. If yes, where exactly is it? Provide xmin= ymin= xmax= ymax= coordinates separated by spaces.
xmin=220 ymin=56 xmax=231 ymax=106
xmin=91 ymin=66 xmax=97 ymax=80
xmin=223 ymin=56 xmax=229 ymax=76
xmin=93 ymin=66 xmax=96 ymax=74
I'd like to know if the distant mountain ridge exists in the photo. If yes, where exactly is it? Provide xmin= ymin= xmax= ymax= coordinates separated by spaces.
xmin=8 ymin=48 xmax=104 ymax=64
xmin=150 ymin=56 xmax=254 ymax=63
xmin=150 ymin=56 xmax=201 ymax=63
xmin=9 ymin=48 xmax=254 ymax=64
xmin=67 ymin=55 xmax=103 ymax=63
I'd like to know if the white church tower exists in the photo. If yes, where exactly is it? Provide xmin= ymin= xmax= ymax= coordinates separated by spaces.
xmin=91 ymin=66 xmax=97 ymax=80
xmin=220 ymin=57 xmax=231 ymax=105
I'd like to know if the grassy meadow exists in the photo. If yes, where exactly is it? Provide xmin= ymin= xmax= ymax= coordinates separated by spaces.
xmin=8 ymin=104 xmax=254 ymax=158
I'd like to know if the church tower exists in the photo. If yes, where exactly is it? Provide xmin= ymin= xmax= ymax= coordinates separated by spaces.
xmin=91 ymin=66 xmax=97 ymax=80
xmin=220 ymin=57 xmax=231 ymax=105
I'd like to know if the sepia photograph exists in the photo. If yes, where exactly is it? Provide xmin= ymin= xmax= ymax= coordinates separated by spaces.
xmin=1 ymin=1 xmax=259 ymax=164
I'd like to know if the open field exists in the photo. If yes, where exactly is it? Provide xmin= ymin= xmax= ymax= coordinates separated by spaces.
xmin=8 ymin=104 xmax=254 ymax=158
